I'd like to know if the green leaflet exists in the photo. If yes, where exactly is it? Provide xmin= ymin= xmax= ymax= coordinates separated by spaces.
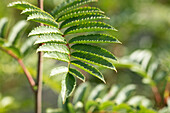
xmin=57 ymin=6 xmax=104 ymax=22
xmin=0 ymin=18 xmax=8 ymax=38
xmin=69 ymin=34 xmax=120 ymax=44
xmin=0 ymin=38 xmax=5 ymax=45
xmin=6 ymin=46 xmax=21 ymax=58
xmin=20 ymin=36 xmax=37 ymax=56
xmin=6 ymin=20 xmax=28 ymax=46
xmin=60 ymin=13 xmax=109 ymax=28
xmin=71 ymin=44 xmax=117 ymax=61
xmin=88 ymin=84 xmax=105 ymax=100
xmin=27 ymin=13 xmax=58 ymax=28
xmin=64 ymin=21 xmax=117 ymax=35
xmin=43 ymin=51 xmax=69 ymax=62
xmin=21 ymin=8 xmax=54 ymax=19
xmin=71 ymin=52 xmax=116 ymax=70
xmin=37 ymin=43 xmax=69 ymax=54
xmin=34 ymin=34 xmax=66 ymax=45
xmin=61 ymin=73 xmax=76 ymax=103
xmin=102 ymin=85 xmax=119 ymax=102
xmin=52 ymin=0 xmax=98 ymax=18
xmin=8 ymin=1 xmax=40 ymax=10
xmin=99 ymin=101 xmax=115 ymax=111
xmin=28 ymin=26 xmax=62 ymax=36
xmin=71 ymin=60 xmax=105 ymax=83
xmin=114 ymin=84 xmax=136 ymax=104
xmin=85 ymin=100 xmax=99 ymax=112
xmin=68 ymin=103 xmax=76 ymax=113
xmin=72 ymin=82 xmax=88 ymax=104
xmin=50 ymin=66 xmax=68 ymax=76
xmin=69 ymin=68 xmax=85 ymax=82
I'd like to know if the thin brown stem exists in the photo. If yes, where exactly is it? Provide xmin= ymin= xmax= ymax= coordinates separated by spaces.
xmin=36 ymin=51 xmax=43 ymax=113
xmin=0 ymin=46 xmax=35 ymax=92
xmin=36 ymin=0 xmax=44 ymax=113
xmin=164 ymin=76 xmax=170 ymax=105
xmin=18 ymin=59 xmax=36 ymax=91
xmin=152 ymin=86 xmax=162 ymax=108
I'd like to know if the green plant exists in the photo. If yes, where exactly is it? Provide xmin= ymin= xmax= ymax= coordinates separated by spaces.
xmin=114 ymin=50 xmax=169 ymax=108
xmin=46 ymin=82 xmax=155 ymax=113
xmin=8 ymin=0 xmax=119 ymax=102
xmin=0 ymin=17 xmax=38 ymax=112
xmin=0 ymin=93 xmax=19 ymax=113
xmin=3 ymin=0 xmax=120 ymax=112
xmin=0 ymin=17 xmax=36 ymax=90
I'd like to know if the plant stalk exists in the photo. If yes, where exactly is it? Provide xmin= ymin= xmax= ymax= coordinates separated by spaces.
xmin=36 ymin=0 xmax=44 ymax=113
xmin=152 ymin=86 xmax=162 ymax=108
xmin=164 ymin=76 xmax=170 ymax=105
xmin=0 ymin=46 xmax=35 ymax=92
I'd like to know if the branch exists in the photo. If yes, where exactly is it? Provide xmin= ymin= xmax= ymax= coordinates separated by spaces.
xmin=151 ymin=86 xmax=163 ymax=108
xmin=164 ymin=76 xmax=170 ymax=105
xmin=0 ymin=46 xmax=36 ymax=92
xmin=35 ymin=0 xmax=44 ymax=113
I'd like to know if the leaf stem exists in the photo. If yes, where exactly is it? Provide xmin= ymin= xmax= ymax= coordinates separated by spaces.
xmin=151 ymin=85 xmax=162 ymax=108
xmin=0 ymin=46 xmax=36 ymax=92
xmin=164 ymin=76 xmax=170 ymax=106
xmin=66 ymin=43 xmax=71 ymax=68
xmin=36 ymin=0 xmax=44 ymax=113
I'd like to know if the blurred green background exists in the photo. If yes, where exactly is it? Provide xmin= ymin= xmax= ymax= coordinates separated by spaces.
xmin=0 ymin=0 xmax=170 ymax=112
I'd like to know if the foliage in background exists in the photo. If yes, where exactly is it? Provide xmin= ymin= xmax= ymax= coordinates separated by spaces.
xmin=0 ymin=17 xmax=63 ymax=112
xmin=46 ymin=82 xmax=155 ymax=113
xmin=0 ymin=94 xmax=18 ymax=113
xmin=116 ymin=49 xmax=167 ymax=86
xmin=0 ymin=17 xmax=35 ymax=58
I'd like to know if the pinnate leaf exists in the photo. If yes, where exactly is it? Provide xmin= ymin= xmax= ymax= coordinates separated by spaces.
xmin=52 ymin=0 xmax=98 ymax=18
xmin=28 ymin=26 xmax=62 ymax=36
xmin=34 ymin=34 xmax=66 ymax=45
xmin=71 ymin=60 xmax=105 ymax=83
xmin=7 ymin=20 xmax=28 ymax=46
xmin=71 ymin=52 xmax=116 ymax=70
xmin=57 ymin=6 xmax=104 ymax=21
xmin=37 ymin=43 xmax=69 ymax=54
xmin=61 ymin=73 xmax=76 ymax=103
xmin=64 ymin=21 xmax=117 ymax=35
xmin=71 ymin=44 xmax=117 ymax=61
xmin=72 ymin=82 xmax=88 ymax=104
xmin=88 ymin=84 xmax=105 ymax=100
xmin=50 ymin=66 xmax=68 ymax=76
xmin=8 ymin=1 xmax=40 ymax=10
xmin=20 ymin=36 xmax=37 ymax=55
xmin=21 ymin=8 xmax=53 ymax=19
xmin=43 ymin=52 xmax=69 ymax=62
xmin=27 ymin=13 xmax=58 ymax=28
xmin=60 ymin=13 xmax=109 ymax=28
xmin=69 ymin=68 xmax=85 ymax=82
xmin=0 ymin=17 xmax=8 ymax=38
xmin=69 ymin=34 xmax=120 ymax=44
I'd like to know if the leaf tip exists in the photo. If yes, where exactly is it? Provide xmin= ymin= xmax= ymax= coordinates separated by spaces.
xmin=62 ymin=98 xmax=66 ymax=104
xmin=36 ymin=49 xmax=39 ymax=53
xmin=103 ymin=79 xmax=106 ymax=84
xmin=28 ymin=33 xmax=31 ymax=37
xmin=117 ymin=40 xmax=122 ymax=44
xmin=107 ymin=17 xmax=110 ymax=19
xmin=115 ymin=29 xmax=118 ymax=31
xmin=7 ymin=3 xmax=13 ymax=7
xmin=114 ymin=68 xmax=117 ymax=73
